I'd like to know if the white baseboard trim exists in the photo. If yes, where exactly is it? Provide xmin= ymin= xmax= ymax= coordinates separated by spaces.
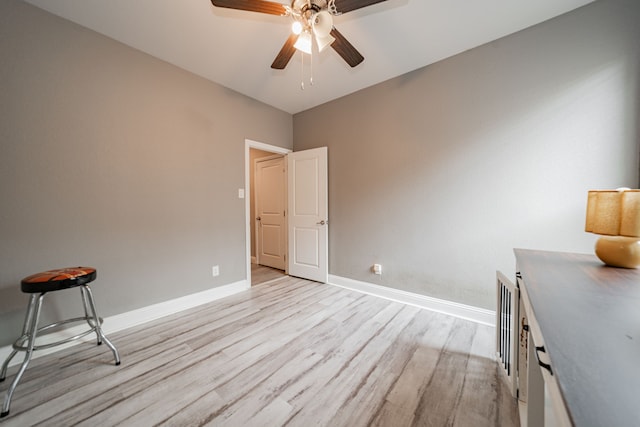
xmin=328 ymin=275 xmax=495 ymax=327
xmin=0 ymin=280 xmax=249 ymax=368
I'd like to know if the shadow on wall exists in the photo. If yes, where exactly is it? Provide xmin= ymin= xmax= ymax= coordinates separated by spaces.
xmin=0 ymin=286 xmax=27 ymax=347
xmin=0 ymin=285 xmax=74 ymax=347
xmin=0 ymin=286 xmax=25 ymax=314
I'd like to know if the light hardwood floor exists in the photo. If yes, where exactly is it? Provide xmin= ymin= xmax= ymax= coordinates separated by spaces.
xmin=251 ymin=264 xmax=286 ymax=286
xmin=0 ymin=276 xmax=519 ymax=426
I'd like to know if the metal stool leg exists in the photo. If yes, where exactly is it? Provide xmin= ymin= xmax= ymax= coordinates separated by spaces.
xmin=1 ymin=293 xmax=44 ymax=418
xmin=80 ymin=286 xmax=101 ymax=346
xmin=0 ymin=350 xmax=18 ymax=382
xmin=83 ymin=285 xmax=120 ymax=366
xmin=0 ymin=299 xmax=35 ymax=381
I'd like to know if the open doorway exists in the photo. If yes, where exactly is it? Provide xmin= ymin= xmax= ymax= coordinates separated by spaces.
xmin=253 ymin=152 xmax=286 ymax=276
xmin=244 ymin=140 xmax=291 ymax=286
xmin=245 ymin=140 xmax=329 ymax=287
xmin=251 ymin=152 xmax=285 ymax=269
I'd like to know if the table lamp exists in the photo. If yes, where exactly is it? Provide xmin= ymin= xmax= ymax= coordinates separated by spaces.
xmin=585 ymin=188 xmax=640 ymax=268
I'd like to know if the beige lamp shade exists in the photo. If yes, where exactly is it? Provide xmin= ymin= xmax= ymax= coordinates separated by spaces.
xmin=585 ymin=188 xmax=640 ymax=268
xmin=587 ymin=190 xmax=622 ymax=236
xmin=585 ymin=189 xmax=640 ymax=236
xmin=620 ymin=190 xmax=640 ymax=237
xmin=585 ymin=190 xmax=597 ymax=232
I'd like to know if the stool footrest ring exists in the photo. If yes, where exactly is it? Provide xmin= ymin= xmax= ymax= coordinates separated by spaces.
xmin=12 ymin=316 xmax=104 ymax=352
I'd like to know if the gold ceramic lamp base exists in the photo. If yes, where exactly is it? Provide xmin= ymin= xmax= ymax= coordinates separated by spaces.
xmin=595 ymin=236 xmax=640 ymax=269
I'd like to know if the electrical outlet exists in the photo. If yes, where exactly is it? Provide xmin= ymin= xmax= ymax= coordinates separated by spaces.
xmin=373 ymin=264 xmax=382 ymax=275
xmin=212 ymin=265 xmax=219 ymax=277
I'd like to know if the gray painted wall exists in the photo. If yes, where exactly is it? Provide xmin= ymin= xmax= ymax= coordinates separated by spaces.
xmin=294 ymin=0 xmax=640 ymax=309
xmin=0 ymin=1 xmax=292 ymax=346
xmin=1 ymin=0 xmax=638 ymax=348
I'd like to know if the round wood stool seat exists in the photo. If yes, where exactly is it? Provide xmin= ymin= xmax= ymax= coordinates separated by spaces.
xmin=0 ymin=267 xmax=120 ymax=418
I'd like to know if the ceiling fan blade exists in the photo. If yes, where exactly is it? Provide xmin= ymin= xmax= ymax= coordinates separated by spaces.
xmin=271 ymin=34 xmax=299 ymax=69
xmin=210 ymin=0 xmax=287 ymax=15
xmin=330 ymin=28 xmax=364 ymax=67
xmin=332 ymin=0 xmax=388 ymax=14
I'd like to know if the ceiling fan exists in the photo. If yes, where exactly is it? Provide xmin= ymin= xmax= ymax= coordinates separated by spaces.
xmin=210 ymin=0 xmax=389 ymax=69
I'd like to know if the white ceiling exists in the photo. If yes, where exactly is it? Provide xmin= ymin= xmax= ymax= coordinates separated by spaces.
xmin=24 ymin=0 xmax=595 ymax=114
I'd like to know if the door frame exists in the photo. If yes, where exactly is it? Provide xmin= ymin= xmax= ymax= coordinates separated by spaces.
xmin=245 ymin=139 xmax=291 ymax=286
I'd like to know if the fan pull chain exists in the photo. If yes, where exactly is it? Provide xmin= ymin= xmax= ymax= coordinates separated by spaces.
xmin=300 ymin=51 xmax=305 ymax=90
xmin=299 ymin=51 xmax=314 ymax=90
xmin=310 ymin=50 xmax=313 ymax=86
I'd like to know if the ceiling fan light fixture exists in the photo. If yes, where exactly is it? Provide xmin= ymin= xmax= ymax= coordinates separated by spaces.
xmin=312 ymin=10 xmax=333 ymax=38
xmin=211 ymin=0 xmax=371 ymax=71
xmin=291 ymin=21 xmax=303 ymax=35
xmin=316 ymin=33 xmax=335 ymax=52
xmin=292 ymin=0 xmax=308 ymax=12
xmin=293 ymin=31 xmax=312 ymax=54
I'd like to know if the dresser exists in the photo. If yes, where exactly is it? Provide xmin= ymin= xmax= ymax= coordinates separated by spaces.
xmin=514 ymin=249 xmax=640 ymax=426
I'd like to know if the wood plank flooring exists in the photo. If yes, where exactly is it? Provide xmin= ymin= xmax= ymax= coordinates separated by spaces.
xmin=251 ymin=264 xmax=286 ymax=286
xmin=0 ymin=276 xmax=519 ymax=426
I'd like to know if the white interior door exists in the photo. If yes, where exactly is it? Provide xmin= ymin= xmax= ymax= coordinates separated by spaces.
xmin=256 ymin=156 xmax=286 ymax=270
xmin=287 ymin=147 xmax=328 ymax=283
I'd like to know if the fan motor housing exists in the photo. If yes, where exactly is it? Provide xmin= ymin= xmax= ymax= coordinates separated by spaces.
xmin=293 ymin=0 xmax=327 ymax=15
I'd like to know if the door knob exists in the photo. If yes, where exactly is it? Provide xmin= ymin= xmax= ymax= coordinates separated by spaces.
xmin=256 ymin=217 xmax=261 ymax=221
xmin=317 ymin=220 xmax=328 ymax=225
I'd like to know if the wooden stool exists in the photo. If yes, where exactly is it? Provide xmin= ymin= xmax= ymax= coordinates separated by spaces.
xmin=0 ymin=267 xmax=120 ymax=417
